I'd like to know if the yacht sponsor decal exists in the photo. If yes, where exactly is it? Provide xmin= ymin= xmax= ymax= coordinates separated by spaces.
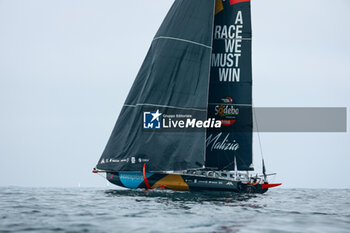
xmin=215 ymin=97 xmax=239 ymax=126
xmin=221 ymin=97 xmax=233 ymax=104
xmin=102 ymin=157 xmax=150 ymax=164
xmin=206 ymin=132 xmax=240 ymax=151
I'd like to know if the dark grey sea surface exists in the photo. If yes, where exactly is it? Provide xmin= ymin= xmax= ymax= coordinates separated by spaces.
xmin=0 ymin=187 xmax=349 ymax=233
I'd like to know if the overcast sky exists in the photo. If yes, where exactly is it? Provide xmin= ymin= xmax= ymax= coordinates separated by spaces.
xmin=0 ymin=0 xmax=349 ymax=188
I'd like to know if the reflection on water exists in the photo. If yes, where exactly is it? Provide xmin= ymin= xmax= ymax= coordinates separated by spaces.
xmin=104 ymin=189 xmax=265 ymax=212
xmin=105 ymin=189 xmax=258 ymax=204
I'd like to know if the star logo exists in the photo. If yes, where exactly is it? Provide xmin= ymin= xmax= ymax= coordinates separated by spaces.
xmin=150 ymin=109 xmax=162 ymax=123
xmin=143 ymin=110 xmax=162 ymax=129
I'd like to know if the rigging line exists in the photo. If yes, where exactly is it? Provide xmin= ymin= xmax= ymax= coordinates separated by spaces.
xmin=123 ymin=103 xmax=207 ymax=112
xmin=153 ymin=36 xmax=212 ymax=49
xmin=97 ymin=172 xmax=106 ymax=180
xmin=222 ymin=153 xmax=249 ymax=171
xmin=221 ymin=161 xmax=234 ymax=171
xmin=253 ymin=107 xmax=264 ymax=160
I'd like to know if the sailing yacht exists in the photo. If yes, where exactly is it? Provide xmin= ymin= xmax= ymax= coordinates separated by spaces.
xmin=93 ymin=0 xmax=281 ymax=193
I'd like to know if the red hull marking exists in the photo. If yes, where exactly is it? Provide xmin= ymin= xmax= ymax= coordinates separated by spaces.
xmin=230 ymin=0 xmax=250 ymax=5
xmin=143 ymin=164 xmax=152 ymax=189
xmin=92 ymin=170 xmax=113 ymax=173
xmin=248 ymin=182 xmax=259 ymax=186
xmin=262 ymin=183 xmax=282 ymax=189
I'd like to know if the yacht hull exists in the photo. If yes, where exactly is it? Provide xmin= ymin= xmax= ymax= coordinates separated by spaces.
xmin=106 ymin=172 xmax=270 ymax=193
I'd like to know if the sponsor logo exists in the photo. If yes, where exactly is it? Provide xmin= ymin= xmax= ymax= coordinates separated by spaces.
xmin=143 ymin=110 xmax=162 ymax=129
xmin=220 ymin=119 xmax=236 ymax=126
xmin=103 ymin=157 xmax=149 ymax=164
xmin=215 ymin=97 xmax=239 ymax=126
xmin=221 ymin=97 xmax=233 ymax=104
xmin=215 ymin=105 xmax=239 ymax=117
xmin=206 ymin=133 xmax=240 ymax=151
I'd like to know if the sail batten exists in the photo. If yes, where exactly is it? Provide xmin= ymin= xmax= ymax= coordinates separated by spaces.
xmin=153 ymin=36 xmax=212 ymax=49
xmin=123 ymin=104 xmax=207 ymax=112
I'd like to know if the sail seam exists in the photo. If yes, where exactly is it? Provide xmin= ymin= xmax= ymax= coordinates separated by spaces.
xmin=124 ymin=103 xmax=206 ymax=112
xmin=153 ymin=36 xmax=212 ymax=49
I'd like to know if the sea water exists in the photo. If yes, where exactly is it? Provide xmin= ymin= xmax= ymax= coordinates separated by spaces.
xmin=0 ymin=187 xmax=349 ymax=233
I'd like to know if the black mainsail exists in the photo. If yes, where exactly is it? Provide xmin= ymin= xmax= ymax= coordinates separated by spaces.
xmin=206 ymin=0 xmax=253 ymax=171
xmin=97 ymin=0 xmax=216 ymax=172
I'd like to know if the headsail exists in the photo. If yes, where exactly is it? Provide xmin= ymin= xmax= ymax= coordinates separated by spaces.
xmin=97 ymin=0 xmax=216 ymax=172
xmin=205 ymin=0 xmax=253 ymax=170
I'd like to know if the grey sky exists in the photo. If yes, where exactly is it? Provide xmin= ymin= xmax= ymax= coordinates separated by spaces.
xmin=0 ymin=0 xmax=349 ymax=188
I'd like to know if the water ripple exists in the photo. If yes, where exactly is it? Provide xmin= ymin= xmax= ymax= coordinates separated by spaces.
xmin=0 ymin=187 xmax=349 ymax=233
